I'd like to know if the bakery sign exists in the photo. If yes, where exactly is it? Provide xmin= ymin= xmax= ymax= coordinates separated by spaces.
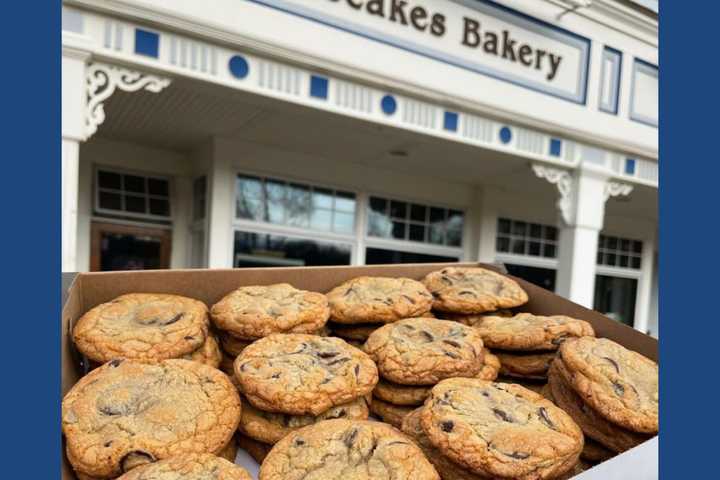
xmin=248 ymin=0 xmax=591 ymax=103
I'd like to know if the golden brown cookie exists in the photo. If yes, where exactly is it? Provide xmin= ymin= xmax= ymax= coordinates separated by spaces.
xmin=219 ymin=331 xmax=252 ymax=357
xmin=421 ymin=378 xmax=583 ymax=480
xmin=239 ymin=395 xmax=369 ymax=444
xmin=182 ymin=333 xmax=222 ymax=368
xmin=115 ymin=453 xmax=251 ymax=479
xmin=471 ymin=313 xmax=595 ymax=351
xmin=548 ymin=358 xmax=651 ymax=453
xmin=581 ymin=438 xmax=615 ymax=463
xmin=496 ymin=351 xmax=556 ymax=380
xmin=211 ymin=284 xmax=330 ymax=339
xmin=558 ymin=337 xmax=658 ymax=434
xmin=369 ymin=397 xmax=413 ymax=429
xmin=236 ymin=433 xmax=272 ymax=464
xmin=73 ymin=293 xmax=209 ymax=363
xmin=401 ymin=408 xmax=489 ymax=480
xmin=62 ymin=359 xmax=241 ymax=479
xmin=422 ymin=267 xmax=528 ymax=313
xmin=364 ymin=318 xmax=485 ymax=385
xmin=258 ymin=419 xmax=440 ymax=480
xmin=216 ymin=438 xmax=238 ymax=462
xmin=329 ymin=322 xmax=380 ymax=341
xmin=440 ymin=309 xmax=513 ymax=324
xmin=235 ymin=334 xmax=378 ymax=415
xmin=327 ymin=276 xmax=433 ymax=324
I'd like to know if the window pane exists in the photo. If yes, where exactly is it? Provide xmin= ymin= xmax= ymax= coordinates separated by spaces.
xmin=286 ymin=184 xmax=311 ymax=228
xmin=606 ymin=253 xmax=617 ymax=265
xmin=312 ymin=188 xmax=333 ymax=209
xmin=530 ymin=224 xmax=542 ymax=239
xmin=446 ymin=213 xmax=463 ymax=247
xmin=631 ymin=256 xmax=642 ymax=269
xmin=392 ymin=221 xmax=406 ymax=240
xmin=528 ymin=241 xmax=541 ymax=256
xmin=124 ymin=175 xmax=145 ymax=194
xmin=512 ymin=221 xmax=527 ymax=236
xmin=333 ymin=211 xmax=355 ymax=234
xmin=511 ymin=238 xmax=526 ymax=254
xmin=193 ymin=176 xmax=207 ymax=221
xmin=125 ymin=195 xmax=146 ymax=213
xmin=498 ymin=218 xmax=511 ymax=234
xmin=265 ymin=180 xmax=286 ymax=224
xmin=607 ymin=236 xmax=618 ymax=249
xmin=335 ymin=192 xmax=356 ymax=213
xmin=594 ymin=275 xmax=637 ymax=327
xmin=236 ymin=176 xmax=264 ymax=220
xmin=369 ymin=197 xmax=387 ymax=214
xmin=365 ymin=247 xmax=457 ymax=265
xmin=409 ymin=224 xmax=425 ymax=242
xmin=620 ymin=239 xmax=631 ymax=252
xmin=597 ymin=251 xmax=604 ymax=264
xmin=598 ymin=235 xmax=607 ymax=248
xmin=543 ymin=244 xmax=556 ymax=258
xmin=496 ymin=236 xmax=510 ymax=253
xmin=149 ymin=198 xmax=170 ymax=216
xmin=390 ymin=201 xmax=407 ymax=219
xmin=633 ymin=241 xmax=643 ymax=253
xmin=428 ymin=224 xmax=444 ymax=244
xmin=619 ymin=255 xmax=629 ymax=267
xmin=99 ymin=191 xmax=122 ymax=210
xmin=429 ymin=207 xmax=445 ymax=223
xmin=234 ymin=231 xmax=351 ymax=267
xmin=98 ymin=171 xmax=121 ymax=190
xmin=410 ymin=204 xmax=427 ymax=222
xmin=310 ymin=208 xmax=332 ymax=231
xmin=505 ymin=264 xmax=556 ymax=291
xmin=148 ymin=178 xmax=169 ymax=196
xmin=367 ymin=210 xmax=392 ymax=237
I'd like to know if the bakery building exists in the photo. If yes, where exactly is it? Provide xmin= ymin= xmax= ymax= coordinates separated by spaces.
xmin=61 ymin=0 xmax=658 ymax=334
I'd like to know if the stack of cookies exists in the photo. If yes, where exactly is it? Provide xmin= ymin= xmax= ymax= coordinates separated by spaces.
xmin=402 ymin=378 xmax=586 ymax=480
xmin=72 ymin=293 xmax=221 ymax=369
xmin=365 ymin=317 xmax=500 ymax=428
xmin=210 ymin=283 xmax=332 ymax=377
xmin=546 ymin=336 xmax=658 ymax=463
xmin=232 ymin=333 xmax=379 ymax=458
xmin=325 ymin=276 xmax=435 ymax=346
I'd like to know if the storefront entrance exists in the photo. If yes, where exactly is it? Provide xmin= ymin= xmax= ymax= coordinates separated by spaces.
xmin=90 ymin=222 xmax=171 ymax=271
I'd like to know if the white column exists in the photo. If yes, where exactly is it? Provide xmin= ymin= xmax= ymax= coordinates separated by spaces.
xmin=633 ymin=231 xmax=656 ymax=333
xmin=206 ymin=140 xmax=235 ymax=268
xmin=62 ymin=45 xmax=90 ymax=272
xmin=171 ymin=176 xmax=193 ymax=268
xmin=476 ymin=186 xmax=499 ymax=264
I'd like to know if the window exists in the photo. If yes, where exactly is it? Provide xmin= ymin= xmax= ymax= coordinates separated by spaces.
xmin=367 ymin=196 xmax=464 ymax=247
xmin=236 ymin=175 xmax=356 ymax=235
xmin=496 ymin=218 xmax=558 ymax=258
xmin=193 ymin=176 xmax=207 ymax=221
xmin=95 ymin=169 xmax=171 ymax=221
xmin=189 ymin=176 xmax=207 ymax=268
xmin=597 ymin=235 xmax=642 ymax=269
xmin=504 ymin=264 xmax=556 ymax=292
xmin=233 ymin=231 xmax=352 ymax=267
xmin=365 ymin=248 xmax=458 ymax=265
xmin=594 ymin=275 xmax=637 ymax=327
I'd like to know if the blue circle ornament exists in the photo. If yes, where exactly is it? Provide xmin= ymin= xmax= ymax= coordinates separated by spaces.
xmin=229 ymin=55 xmax=250 ymax=79
xmin=381 ymin=95 xmax=397 ymax=115
xmin=499 ymin=126 xmax=513 ymax=144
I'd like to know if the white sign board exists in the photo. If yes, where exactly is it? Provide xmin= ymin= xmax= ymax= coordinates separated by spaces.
xmin=248 ymin=0 xmax=591 ymax=103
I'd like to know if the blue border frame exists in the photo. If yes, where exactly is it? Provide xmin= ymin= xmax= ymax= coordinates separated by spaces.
xmin=598 ymin=46 xmax=622 ymax=115
xmin=246 ymin=0 xmax=591 ymax=104
xmin=629 ymin=57 xmax=658 ymax=128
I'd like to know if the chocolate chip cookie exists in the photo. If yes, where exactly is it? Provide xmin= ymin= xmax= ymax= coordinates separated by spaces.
xmin=236 ymin=433 xmax=272 ymax=463
xmin=422 ymin=267 xmax=528 ymax=313
xmin=581 ymin=438 xmax=615 ymax=463
xmin=239 ymin=395 xmax=369 ymax=444
xmin=182 ymin=333 xmax=222 ymax=368
xmin=548 ymin=357 xmax=652 ymax=452
xmin=496 ymin=351 xmax=556 ymax=380
xmin=235 ymin=334 xmax=378 ymax=415
xmin=402 ymin=408 xmax=488 ymax=480
xmin=73 ymin=293 xmax=209 ymax=363
xmin=216 ymin=438 xmax=238 ymax=462
xmin=115 ymin=453 xmax=252 ymax=480
xmin=258 ymin=419 xmax=440 ymax=480
xmin=364 ymin=318 xmax=485 ymax=385
xmin=211 ymin=284 xmax=330 ymax=339
xmin=329 ymin=322 xmax=380 ymax=341
xmin=327 ymin=276 xmax=433 ymax=324
xmin=421 ymin=378 xmax=583 ymax=479
xmin=471 ymin=313 xmax=595 ymax=351
xmin=558 ymin=337 xmax=658 ymax=434
xmin=373 ymin=349 xmax=500 ymax=406
xmin=369 ymin=397 xmax=414 ymax=428
xmin=62 ymin=359 xmax=241 ymax=479
xmin=219 ymin=331 xmax=252 ymax=357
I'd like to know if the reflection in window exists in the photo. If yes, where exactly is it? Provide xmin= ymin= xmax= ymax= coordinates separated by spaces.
xmin=365 ymin=248 xmax=458 ymax=265
xmin=236 ymin=175 xmax=356 ymax=235
xmin=233 ymin=231 xmax=352 ymax=267
xmin=367 ymin=196 xmax=464 ymax=247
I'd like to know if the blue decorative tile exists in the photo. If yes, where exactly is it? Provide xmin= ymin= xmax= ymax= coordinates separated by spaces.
xmin=381 ymin=95 xmax=397 ymax=115
xmin=625 ymin=158 xmax=636 ymax=175
xmin=134 ymin=29 xmax=159 ymax=58
xmin=549 ymin=138 xmax=562 ymax=157
xmin=444 ymin=111 xmax=459 ymax=132
xmin=310 ymin=75 xmax=329 ymax=100
xmin=499 ymin=126 xmax=513 ymax=144
xmin=228 ymin=55 xmax=249 ymax=79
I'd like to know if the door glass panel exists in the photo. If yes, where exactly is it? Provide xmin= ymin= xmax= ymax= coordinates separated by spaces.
xmin=100 ymin=232 xmax=162 ymax=271
xmin=594 ymin=275 xmax=637 ymax=327
xmin=365 ymin=248 xmax=457 ymax=264
xmin=504 ymin=264 xmax=556 ymax=292
xmin=233 ymin=231 xmax=351 ymax=267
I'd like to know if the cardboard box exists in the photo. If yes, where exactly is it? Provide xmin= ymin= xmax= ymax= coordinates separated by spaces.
xmin=61 ymin=263 xmax=658 ymax=479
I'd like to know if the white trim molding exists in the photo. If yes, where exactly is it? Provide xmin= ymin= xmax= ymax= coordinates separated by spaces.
xmin=85 ymin=62 xmax=171 ymax=139
xmin=532 ymin=164 xmax=574 ymax=225
xmin=604 ymin=181 xmax=634 ymax=200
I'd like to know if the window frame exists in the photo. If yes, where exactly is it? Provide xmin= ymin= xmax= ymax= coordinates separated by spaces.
xmin=596 ymin=233 xmax=643 ymax=274
xmin=494 ymin=217 xmax=559 ymax=265
xmin=93 ymin=165 xmax=173 ymax=222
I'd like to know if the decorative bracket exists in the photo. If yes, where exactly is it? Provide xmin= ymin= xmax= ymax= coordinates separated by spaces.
xmin=604 ymin=181 xmax=634 ymax=201
xmin=85 ymin=63 xmax=171 ymax=139
xmin=532 ymin=163 xmax=574 ymax=225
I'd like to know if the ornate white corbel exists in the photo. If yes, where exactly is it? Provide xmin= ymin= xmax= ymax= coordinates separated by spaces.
xmin=604 ymin=181 xmax=634 ymax=201
xmin=85 ymin=63 xmax=171 ymax=139
xmin=532 ymin=163 xmax=574 ymax=225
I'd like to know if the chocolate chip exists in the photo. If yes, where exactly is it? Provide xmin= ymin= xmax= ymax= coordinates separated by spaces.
xmin=443 ymin=339 xmax=462 ymax=348
xmin=538 ymin=407 xmax=556 ymax=430
xmin=493 ymin=408 xmax=513 ymax=423
xmin=344 ymin=428 xmax=358 ymax=447
xmin=183 ymin=336 xmax=194 ymax=341
xmin=419 ymin=330 xmax=435 ymax=342
xmin=603 ymin=356 xmax=620 ymax=373
xmin=327 ymin=357 xmax=350 ymax=366
xmin=99 ymin=405 xmax=123 ymax=416
xmin=444 ymin=351 xmax=460 ymax=359
xmin=318 ymin=351 xmax=339 ymax=359
xmin=506 ymin=451 xmax=530 ymax=459
xmin=160 ymin=313 xmax=183 ymax=326
xmin=271 ymin=373 xmax=281 ymax=379
xmin=354 ymin=364 xmax=360 ymax=377
xmin=294 ymin=438 xmax=305 ymax=446
xmin=402 ymin=295 xmax=416 ymax=304
xmin=440 ymin=420 xmax=454 ymax=432
xmin=551 ymin=334 xmax=569 ymax=346
xmin=613 ymin=382 xmax=625 ymax=396
xmin=104 ymin=441 xmax=113 ymax=448
xmin=402 ymin=324 xmax=416 ymax=331
xmin=458 ymin=290 xmax=476 ymax=296
xmin=121 ymin=451 xmax=155 ymax=472
xmin=109 ymin=359 xmax=123 ymax=368
xmin=331 ymin=409 xmax=347 ymax=419
xmin=320 ymin=376 xmax=332 ymax=385
xmin=440 ymin=275 xmax=452 ymax=285
xmin=344 ymin=287 xmax=356 ymax=297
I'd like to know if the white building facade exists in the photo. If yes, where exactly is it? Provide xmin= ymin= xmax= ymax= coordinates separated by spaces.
xmin=61 ymin=0 xmax=659 ymax=335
